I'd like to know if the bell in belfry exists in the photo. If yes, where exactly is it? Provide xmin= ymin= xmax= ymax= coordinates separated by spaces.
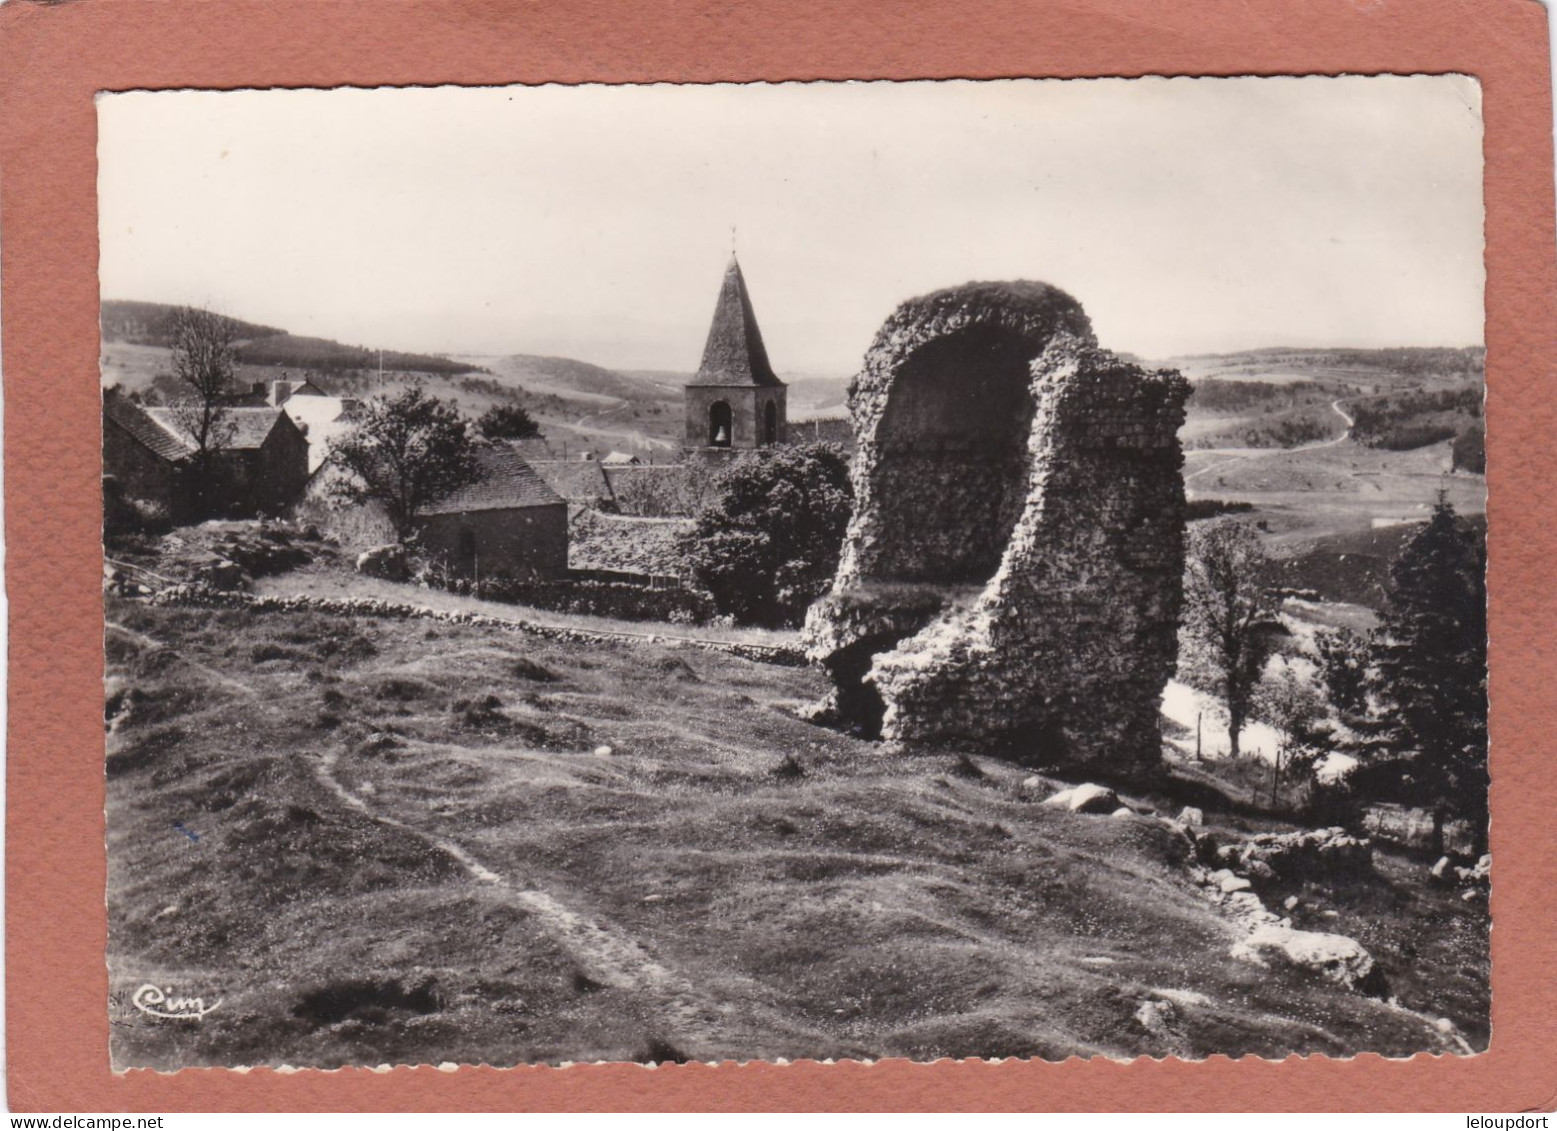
xmin=714 ymin=424 xmax=729 ymax=445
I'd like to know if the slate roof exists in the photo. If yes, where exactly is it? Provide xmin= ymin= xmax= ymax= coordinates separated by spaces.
xmin=103 ymin=390 xmax=192 ymax=464
xmin=422 ymin=444 xmax=566 ymax=515
xmin=145 ymin=406 xmax=288 ymax=450
xmin=530 ymin=459 xmax=616 ymax=505
xmin=687 ymin=254 xmax=784 ymax=389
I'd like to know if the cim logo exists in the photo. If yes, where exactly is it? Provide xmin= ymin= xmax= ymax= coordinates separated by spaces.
xmin=131 ymin=983 xmax=222 ymax=1020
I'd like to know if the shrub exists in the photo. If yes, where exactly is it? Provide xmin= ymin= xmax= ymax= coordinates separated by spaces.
xmin=1372 ymin=423 xmax=1458 ymax=451
xmin=476 ymin=403 xmax=542 ymax=441
xmin=1452 ymin=424 xmax=1486 ymax=474
xmin=682 ymin=444 xmax=853 ymax=628
xmin=104 ymin=490 xmax=173 ymax=539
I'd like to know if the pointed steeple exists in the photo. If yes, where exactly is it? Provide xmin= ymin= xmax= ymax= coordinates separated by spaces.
xmin=689 ymin=254 xmax=783 ymax=388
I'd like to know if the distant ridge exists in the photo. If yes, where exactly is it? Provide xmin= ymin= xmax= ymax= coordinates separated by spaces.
xmin=100 ymin=299 xmax=485 ymax=377
xmin=101 ymin=299 xmax=283 ymax=348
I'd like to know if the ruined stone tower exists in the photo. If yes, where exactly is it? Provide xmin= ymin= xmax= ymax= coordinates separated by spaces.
xmin=802 ymin=281 xmax=1189 ymax=777
xmin=683 ymin=255 xmax=788 ymax=455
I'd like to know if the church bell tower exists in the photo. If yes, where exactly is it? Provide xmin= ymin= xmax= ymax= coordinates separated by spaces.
xmin=683 ymin=253 xmax=787 ymax=456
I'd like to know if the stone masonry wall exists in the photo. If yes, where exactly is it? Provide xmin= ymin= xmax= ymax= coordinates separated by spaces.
xmin=803 ymin=281 xmax=1189 ymax=777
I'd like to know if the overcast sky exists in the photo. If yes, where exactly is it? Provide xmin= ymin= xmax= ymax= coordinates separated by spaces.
xmin=98 ymin=77 xmax=1484 ymax=374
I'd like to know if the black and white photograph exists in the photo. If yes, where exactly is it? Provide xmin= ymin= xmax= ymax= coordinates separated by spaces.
xmin=98 ymin=77 xmax=1489 ymax=1070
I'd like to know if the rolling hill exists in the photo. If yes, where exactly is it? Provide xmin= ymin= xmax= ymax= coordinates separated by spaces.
xmin=101 ymin=299 xmax=486 ymax=378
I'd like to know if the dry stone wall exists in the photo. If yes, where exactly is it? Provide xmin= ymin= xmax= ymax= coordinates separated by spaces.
xmin=803 ymin=281 xmax=1189 ymax=777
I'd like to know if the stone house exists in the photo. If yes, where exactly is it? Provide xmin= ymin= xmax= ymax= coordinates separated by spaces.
xmin=281 ymin=393 xmax=362 ymax=475
xmin=683 ymin=254 xmax=788 ymax=455
xmin=415 ymin=444 xmax=568 ymax=580
xmin=103 ymin=389 xmax=311 ymax=520
xmin=531 ymin=460 xmax=616 ymax=508
xmin=103 ymin=389 xmax=195 ymax=517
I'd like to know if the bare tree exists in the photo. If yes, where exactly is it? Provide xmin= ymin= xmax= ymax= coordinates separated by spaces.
xmin=166 ymin=305 xmax=241 ymax=516
xmin=1181 ymin=519 xmax=1282 ymax=759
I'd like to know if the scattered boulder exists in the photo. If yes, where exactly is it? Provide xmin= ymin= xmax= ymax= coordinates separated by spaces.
xmin=1431 ymin=852 xmax=1490 ymax=890
xmin=217 ymin=529 xmax=312 ymax=576
xmin=1245 ymin=859 xmax=1277 ymax=882
xmin=1134 ymin=999 xmax=1176 ymax=1035
xmin=1223 ymin=891 xmax=1276 ymax=927
xmin=1110 ymin=807 xmax=1135 ymax=819
xmin=1042 ymin=783 xmax=1120 ymax=814
xmin=357 ymin=544 xmax=410 ymax=582
xmin=194 ymin=558 xmax=251 ymax=592
xmin=1231 ymin=924 xmax=1376 ymax=989
xmin=1176 ymin=806 xmax=1204 ymax=828
xmin=1215 ymin=871 xmax=1253 ymax=894
xmin=1150 ymin=987 xmax=1210 ymax=1008
xmin=1232 ymin=827 xmax=1372 ymax=883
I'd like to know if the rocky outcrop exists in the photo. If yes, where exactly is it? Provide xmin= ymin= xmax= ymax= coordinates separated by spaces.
xmin=1432 ymin=853 xmax=1491 ymax=890
xmin=356 ymin=544 xmax=410 ymax=582
xmin=1217 ymin=827 xmax=1374 ymax=884
xmin=1231 ymin=924 xmax=1377 ymax=990
xmin=804 ymin=281 xmax=1188 ymax=776
xmin=1041 ymin=783 xmax=1120 ymax=814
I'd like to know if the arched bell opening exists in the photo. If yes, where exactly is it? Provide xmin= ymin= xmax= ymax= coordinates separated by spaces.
xmin=708 ymin=400 xmax=733 ymax=448
xmin=763 ymin=399 xmax=778 ymax=446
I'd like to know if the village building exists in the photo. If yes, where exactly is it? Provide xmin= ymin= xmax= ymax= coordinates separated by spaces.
xmin=103 ymin=389 xmax=310 ymax=521
xmin=531 ymin=459 xmax=616 ymax=508
xmin=415 ymin=443 xmax=568 ymax=580
xmin=683 ymin=254 xmax=787 ymax=456
xmin=280 ymin=392 xmax=363 ymax=476
xmin=218 ymin=377 xmax=330 ymax=408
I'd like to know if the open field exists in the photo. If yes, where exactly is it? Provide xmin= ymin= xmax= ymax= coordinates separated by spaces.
xmin=106 ymin=594 xmax=1485 ymax=1070
xmin=1185 ymin=435 xmax=1483 ymax=553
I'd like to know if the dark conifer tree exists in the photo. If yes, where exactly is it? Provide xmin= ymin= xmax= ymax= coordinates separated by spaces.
xmin=1363 ymin=496 xmax=1488 ymax=854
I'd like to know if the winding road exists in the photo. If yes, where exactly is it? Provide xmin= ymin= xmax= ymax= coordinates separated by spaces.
xmin=1184 ymin=398 xmax=1353 ymax=486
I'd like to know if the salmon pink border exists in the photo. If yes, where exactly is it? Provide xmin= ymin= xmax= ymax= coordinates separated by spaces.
xmin=2 ymin=0 xmax=1553 ymax=1112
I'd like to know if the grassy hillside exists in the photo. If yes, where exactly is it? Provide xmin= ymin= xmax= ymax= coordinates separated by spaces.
xmin=105 ymin=593 xmax=1478 ymax=1070
xmin=1173 ymin=347 xmax=1484 ymax=454
xmin=1166 ymin=346 xmax=1484 ymax=391
xmin=1271 ymin=513 xmax=1488 ymax=610
xmin=101 ymin=299 xmax=283 ymax=347
xmin=101 ymin=299 xmax=484 ymax=377
xmin=482 ymin=354 xmax=681 ymax=405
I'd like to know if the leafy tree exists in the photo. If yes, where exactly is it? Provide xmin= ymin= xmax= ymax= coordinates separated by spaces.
xmin=1362 ymin=497 xmax=1488 ymax=854
xmin=1181 ymin=520 xmax=1283 ymax=759
xmin=328 ymin=385 xmax=481 ymax=542
xmin=1255 ymin=659 xmax=1328 ymax=809
xmin=683 ymin=444 xmax=852 ymax=628
xmin=1313 ymin=626 xmax=1371 ymax=724
xmin=477 ymin=403 xmax=543 ymax=441
xmin=166 ymin=305 xmax=241 ymax=516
